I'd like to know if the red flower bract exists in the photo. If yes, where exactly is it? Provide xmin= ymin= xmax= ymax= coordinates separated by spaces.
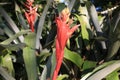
xmin=52 ymin=8 xmax=79 ymax=80
xmin=24 ymin=0 xmax=37 ymax=32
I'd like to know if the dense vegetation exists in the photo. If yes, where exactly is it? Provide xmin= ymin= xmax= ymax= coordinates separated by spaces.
xmin=0 ymin=0 xmax=120 ymax=80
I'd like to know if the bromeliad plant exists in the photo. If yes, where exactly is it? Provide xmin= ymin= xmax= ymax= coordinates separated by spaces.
xmin=0 ymin=0 xmax=120 ymax=80
xmin=52 ymin=8 xmax=79 ymax=80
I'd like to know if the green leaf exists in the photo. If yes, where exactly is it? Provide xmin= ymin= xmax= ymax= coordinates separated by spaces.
xmin=75 ymin=14 xmax=90 ymax=49
xmin=78 ymin=5 xmax=91 ymax=29
xmin=106 ymin=11 xmax=120 ymax=60
xmin=23 ymin=32 xmax=38 ymax=80
xmin=36 ymin=0 xmax=54 ymax=49
xmin=82 ymin=60 xmax=97 ymax=71
xmin=40 ymin=49 xmax=56 ymax=80
xmin=106 ymin=71 xmax=119 ymax=80
xmin=57 ymin=3 xmax=66 ymax=13
xmin=94 ymin=36 xmax=107 ymax=41
xmin=0 ymin=44 xmax=6 ymax=54
xmin=82 ymin=60 xmax=97 ymax=76
xmin=81 ymin=61 xmax=115 ymax=80
xmin=1 ymin=50 xmax=15 ymax=76
xmin=40 ymin=65 xmax=48 ymax=80
xmin=3 ymin=25 xmax=19 ymax=44
xmin=75 ymin=36 xmax=83 ymax=52
xmin=57 ymin=74 xmax=68 ymax=80
xmin=0 ymin=43 xmax=26 ymax=51
xmin=81 ymin=60 xmax=120 ymax=80
xmin=40 ymin=55 xmax=52 ymax=80
xmin=0 ymin=66 xmax=15 ymax=80
xmin=106 ymin=41 xmax=120 ymax=60
xmin=0 ymin=23 xmax=19 ymax=43
xmin=86 ymin=1 xmax=101 ymax=32
xmin=1 ymin=30 xmax=30 ymax=45
xmin=15 ymin=2 xmax=28 ymax=29
xmin=38 ymin=49 xmax=51 ymax=63
xmin=0 ymin=7 xmax=24 ymax=42
xmin=64 ymin=48 xmax=83 ymax=68
xmin=85 ymin=1 xmax=106 ymax=50
xmin=0 ymin=27 xmax=4 ymax=35
xmin=75 ymin=14 xmax=89 ymax=41
xmin=50 ymin=49 xmax=56 ymax=79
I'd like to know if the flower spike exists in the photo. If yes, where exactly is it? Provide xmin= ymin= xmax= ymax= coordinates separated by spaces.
xmin=24 ymin=0 xmax=37 ymax=32
xmin=52 ymin=8 xmax=79 ymax=80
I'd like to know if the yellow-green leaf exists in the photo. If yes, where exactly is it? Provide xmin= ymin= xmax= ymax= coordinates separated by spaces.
xmin=64 ymin=48 xmax=83 ymax=68
xmin=57 ymin=74 xmax=68 ymax=80
xmin=106 ymin=71 xmax=119 ymax=80
xmin=75 ymin=14 xmax=90 ymax=49
xmin=1 ymin=50 xmax=15 ymax=76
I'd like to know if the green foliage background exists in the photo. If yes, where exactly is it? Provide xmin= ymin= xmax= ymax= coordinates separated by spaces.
xmin=0 ymin=0 xmax=120 ymax=80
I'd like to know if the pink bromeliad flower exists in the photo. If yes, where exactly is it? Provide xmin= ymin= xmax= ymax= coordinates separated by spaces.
xmin=24 ymin=0 xmax=37 ymax=32
xmin=52 ymin=8 xmax=79 ymax=80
